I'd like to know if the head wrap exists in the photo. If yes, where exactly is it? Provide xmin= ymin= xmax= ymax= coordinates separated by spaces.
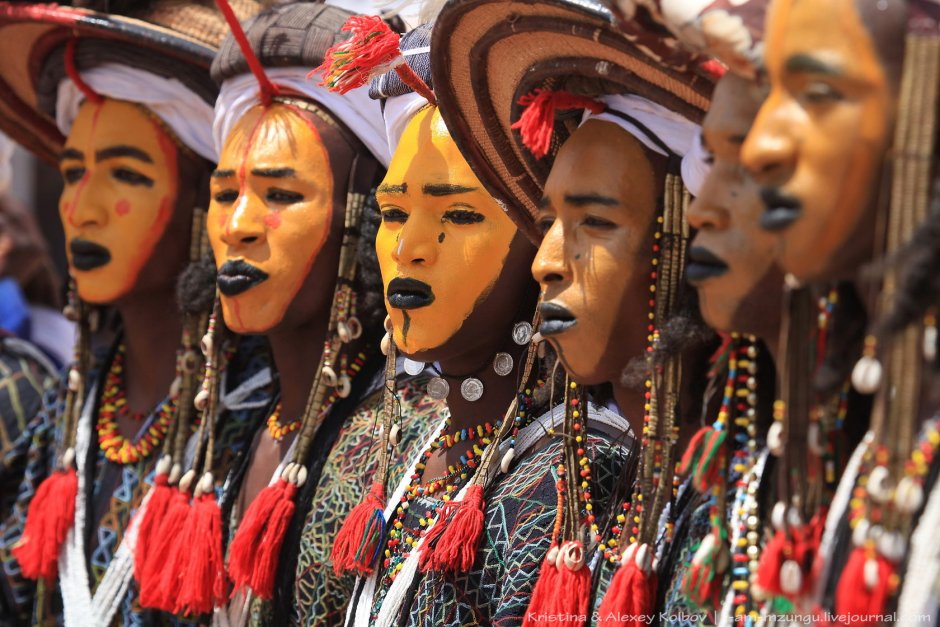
xmin=582 ymin=93 xmax=709 ymax=196
xmin=55 ymin=63 xmax=217 ymax=162
xmin=213 ymin=67 xmax=388 ymax=166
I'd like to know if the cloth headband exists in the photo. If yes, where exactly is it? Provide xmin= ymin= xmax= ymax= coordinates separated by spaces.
xmin=56 ymin=64 xmax=217 ymax=162
xmin=372 ymin=46 xmax=432 ymax=155
xmin=214 ymin=67 xmax=390 ymax=167
xmin=582 ymin=93 xmax=709 ymax=196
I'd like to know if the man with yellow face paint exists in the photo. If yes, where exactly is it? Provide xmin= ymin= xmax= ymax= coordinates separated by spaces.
xmin=0 ymin=0 xmax=277 ymax=623
xmin=313 ymin=20 xmax=633 ymax=627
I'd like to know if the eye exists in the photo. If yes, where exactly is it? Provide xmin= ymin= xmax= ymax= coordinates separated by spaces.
xmin=582 ymin=215 xmax=616 ymax=230
xmin=62 ymin=167 xmax=86 ymax=185
xmin=537 ymin=216 xmax=555 ymax=235
xmin=214 ymin=190 xmax=239 ymax=204
xmin=112 ymin=167 xmax=154 ymax=187
xmin=266 ymin=188 xmax=304 ymax=204
xmin=442 ymin=208 xmax=485 ymax=225
xmin=801 ymin=81 xmax=844 ymax=104
xmin=381 ymin=208 xmax=409 ymax=224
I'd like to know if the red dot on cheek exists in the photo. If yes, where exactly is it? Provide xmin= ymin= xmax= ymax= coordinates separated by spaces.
xmin=263 ymin=212 xmax=281 ymax=229
xmin=115 ymin=199 xmax=131 ymax=216
xmin=218 ymin=211 xmax=228 ymax=228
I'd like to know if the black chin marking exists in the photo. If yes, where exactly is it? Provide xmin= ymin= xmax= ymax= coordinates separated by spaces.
xmin=438 ymin=232 xmax=445 ymax=243
xmin=402 ymin=311 xmax=411 ymax=344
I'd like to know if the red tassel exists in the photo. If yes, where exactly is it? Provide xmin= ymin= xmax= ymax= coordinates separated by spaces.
xmin=755 ymin=529 xmax=787 ymax=595
xmin=681 ymin=534 xmax=725 ymax=609
xmin=139 ymin=487 xmax=190 ymax=610
xmin=511 ymin=89 xmax=605 ymax=159
xmin=835 ymin=548 xmax=897 ymax=625
xmin=522 ymin=547 xmax=560 ymax=627
xmin=133 ymin=474 xmax=173 ymax=584
xmin=596 ymin=544 xmax=658 ymax=627
xmin=314 ymin=15 xmax=402 ymax=94
xmin=228 ymin=479 xmax=288 ymax=593
xmin=420 ymin=484 xmax=485 ymax=574
xmin=13 ymin=468 xmax=77 ymax=581
xmin=331 ymin=480 xmax=386 ymax=576
xmin=175 ymin=493 xmax=227 ymax=615
xmin=248 ymin=481 xmax=297 ymax=600
xmin=677 ymin=426 xmax=726 ymax=493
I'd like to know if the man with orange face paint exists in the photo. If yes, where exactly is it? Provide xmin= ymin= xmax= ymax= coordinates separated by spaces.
xmin=314 ymin=20 xmax=633 ymax=627
xmin=0 ymin=0 xmax=277 ymax=623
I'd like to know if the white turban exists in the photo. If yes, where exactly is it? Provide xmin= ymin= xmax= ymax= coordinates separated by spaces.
xmin=371 ymin=46 xmax=433 ymax=155
xmin=582 ymin=93 xmax=710 ymax=196
xmin=213 ymin=67 xmax=390 ymax=167
xmin=56 ymin=64 xmax=217 ymax=162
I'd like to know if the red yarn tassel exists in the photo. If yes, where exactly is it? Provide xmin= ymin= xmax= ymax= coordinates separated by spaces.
xmin=755 ymin=529 xmax=787 ymax=595
xmin=133 ymin=474 xmax=173 ymax=584
xmin=420 ymin=484 xmax=485 ymax=574
xmin=835 ymin=548 xmax=897 ymax=626
xmin=522 ymin=546 xmax=560 ymax=627
xmin=331 ymin=480 xmax=387 ymax=576
xmin=175 ymin=493 xmax=226 ymax=616
xmin=597 ymin=543 xmax=658 ymax=627
xmin=511 ymin=89 xmax=605 ymax=159
xmin=139 ymin=487 xmax=190 ymax=610
xmin=248 ymin=481 xmax=297 ymax=600
xmin=313 ymin=15 xmax=402 ymax=94
xmin=13 ymin=467 xmax=77 ymax=581
xmin=228 ymin=479 xmax=288 ymax=593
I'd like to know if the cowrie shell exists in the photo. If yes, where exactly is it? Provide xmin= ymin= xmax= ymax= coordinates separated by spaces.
xmin=779 ymin=560 xmax=803 ymax=595
xmin=337 ymin=374 xmax=352 ymax=398
xmin=767 ymin=422 xmax=785 ymax=457
xmin=851 ymin=355 xmax=882 ymax=394
xmin=500 ymin=448 xmax=516 ymax=473
xmin=894 ymin=476 xmax=924 ymax=514
xmin=389 ymin=423 xmax=401 ymax=447
xmin=864 ymin=558 xmax=880 ymax=590
xmin=867 ymin=466 xmax=893 ymax=504
xmin=194 ymin=388 xmax=210 ymax=411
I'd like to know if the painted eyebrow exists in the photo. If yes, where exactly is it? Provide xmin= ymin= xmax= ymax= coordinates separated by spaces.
xmin=564 ymin=193 xmax=619 ymax=207
xmin=60 ymin=148 xmax=84 ymax=162
xmin=95 ymin=145 xmax=153 ymax=164
xmin=537 ymin=196 xmax=551 ymax=210
xmin=422 ymin=183 xmax=478 ymax=196
xmin=784 ymin=54 xmax=842 ymax=77
xmin=377 ymin=183 xmax=407 ymax=194
xmin=212 ymin=169 xmax=236 ymax=179
xmin=251 ymin=167 xmax=296 ymax=178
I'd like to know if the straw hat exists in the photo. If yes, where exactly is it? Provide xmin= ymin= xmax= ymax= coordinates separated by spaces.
xmin=431 ymin=0 xmax=715 ymax=241
xmin=0 ymin=0 xmax=258 ymax=163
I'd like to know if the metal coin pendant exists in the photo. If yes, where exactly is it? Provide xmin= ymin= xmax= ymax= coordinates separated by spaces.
xmin=461 ymin=377 xmax=484 ymax=402
xmin=512 ymin=321 xmax=533 ymax=345
xmin=493 ymin=352 xmax=514 ymax=376
xmin=403 ymin=358 xmax=426 ymax=376
xmin=427 ymin=377 xmax=450 ymax=400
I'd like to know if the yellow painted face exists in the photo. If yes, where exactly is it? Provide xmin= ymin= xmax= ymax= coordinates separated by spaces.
xmin=207 ymin=103 xmax=333 ymax=334
xmin=375 ymin=106 xmax=516 ymax=355
xmin=59 ymin=98 xmax=179 ymax=303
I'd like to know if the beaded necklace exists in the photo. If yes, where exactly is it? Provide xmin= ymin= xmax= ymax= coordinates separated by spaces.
xmin=266 ymin=352 xmax=367 ymax=441
xmin=380 ymin=384 xmax=540 ymax=585
xmin=96 ymin=344 xmax=178 ymax=465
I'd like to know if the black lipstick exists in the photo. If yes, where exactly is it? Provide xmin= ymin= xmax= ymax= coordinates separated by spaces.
xmin=217 ymin=259 xmax=269 ymax=296
xmin=685 ymin=246 xmax=730 ymax=283
xmin=387 ymin=277 xmax=435 ymax=310
xmin=69 ymin=238 xmax=111 ymax=271
xmin=539 ymin=301 xmax=577 ymax=337
xmin=760 ymin=187 xmax=803 ymax=231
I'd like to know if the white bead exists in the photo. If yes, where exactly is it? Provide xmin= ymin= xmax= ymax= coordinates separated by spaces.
xmin=852 ymin=355 xmax=883 ymax=394
xmin=767 ymin=422 xmax=785 ymax=457
xmin=895 ymin=476 xmax=924 ymax=514
xmin=771 ymin=501 xmax=787 ymax=532
xmin=68 ymin=368 xmax=81 ymax=392
xmin=500 ymin=448 xmax=516 ymax=474
xmin=779 ymin=559 xmax=803 ymax=595
xmin=200 ymin=334 xmax=214 ymax=358
xmin=867 ymin=466 xmax=893 ymax=504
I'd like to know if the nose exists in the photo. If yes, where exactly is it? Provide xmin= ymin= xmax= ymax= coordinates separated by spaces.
xmin=531 ymin=220 xmax=570 ymax=288
xmin=222 ymin=192 xmax=266 ymax=247
xmin=63 ymin=171 xmax=107 ymax=229
xmin=392 ymin=209 xmax=439 ymax=266
xmin=686 ymin=166 xmax=731 ymax=232
xmin=740 ymin=94 xmax=798 ymax=188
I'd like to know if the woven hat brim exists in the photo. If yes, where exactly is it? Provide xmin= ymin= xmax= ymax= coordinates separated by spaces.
xmin=0 ymin=3 xmax=216 ymax=164
xmin=432 ymin=0 xmax=713 ymax=243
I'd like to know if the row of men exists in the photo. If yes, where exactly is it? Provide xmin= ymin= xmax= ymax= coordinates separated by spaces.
xmin=0 ymin=0 xmax=935 ymax=625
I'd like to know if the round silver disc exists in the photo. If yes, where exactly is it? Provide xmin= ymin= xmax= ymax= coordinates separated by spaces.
xmin=493 ymin=352 xmax=514 ymax=377
xmin=512 ymin=321 xmax=533 ymax=345
xmin=460 ymin=377 xmax=485 ymax=402
xmin=427 ymin=377 xmax=450 ymax=400
xmin=403 ymin=358 xmax=426 ymax=376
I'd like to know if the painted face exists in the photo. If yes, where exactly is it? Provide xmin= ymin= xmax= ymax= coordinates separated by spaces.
xmin=208 ymin=104 xmax=334 ymax=334
xmin=686 ymin=73 xmax=784 ymax=337
xmin=59 ymin=98 xmax=179 ymax=303
xmin=740 ymin=0 xmax=898 ymax=283
xmin=375 ymin=106 xmax=517 ymax=355
xmin=533 ymin=121 xmax=660 ymax=385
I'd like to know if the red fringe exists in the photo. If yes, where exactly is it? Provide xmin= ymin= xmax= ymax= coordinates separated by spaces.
xmin=420 ymin=484 xmax=485 ymax=574
xmin=511 ymin=89 xmax=605 ymax=159
xmin=835 ymin=548 xmax=896 ymax=626
xmin=755 ymin=529 xmax=787 ymax=595
xmin=228 ymin=479 xmax=287 ymax=593
xmin=139 ymin=487 xmax=190 ymax=610
xmin=596 ymin=548 xmax=658 ymax=627
xmin=331 ymin=480 xmax=386 ymax=576
xmin=133 ymin=474 xmax=173 ymax=584
xmin=314 ymin=15 xmax=402 ymax=94
xmin=249 ymin=482 xmax=297 ymax=599
xmin=12 ymin=468 xmax=77 ymax=581
xmin=175 ymin=494 xmax=227 ymax=616
xmin=522 ymin=549 xmax=560 ymax=627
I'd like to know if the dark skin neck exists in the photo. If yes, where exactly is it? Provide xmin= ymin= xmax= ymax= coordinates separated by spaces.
xmin=117 ymin=287 xmax=183 ymax=421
